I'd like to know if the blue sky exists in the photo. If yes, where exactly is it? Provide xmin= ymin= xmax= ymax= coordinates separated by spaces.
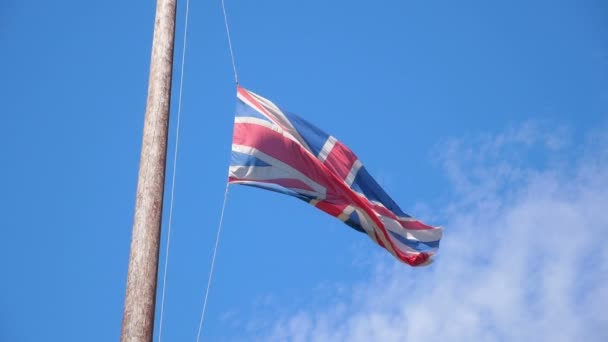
xmin=1 ymin=0 xmax=607 ymax=341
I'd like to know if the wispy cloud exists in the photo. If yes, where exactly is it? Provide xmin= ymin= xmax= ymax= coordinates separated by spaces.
xmin=252 ymin=121 xmax=608 ymax=342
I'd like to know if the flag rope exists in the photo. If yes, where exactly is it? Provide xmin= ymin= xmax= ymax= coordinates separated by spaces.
xmin=196 ymin=184 xmax=231 ymax=342
xmin=157 ymin=0 xmax=191 ymax=339
xmin=194 ymin=1 xmax=238 ymax=338
xmin=221 ymin=0 xmax=239 ymax=84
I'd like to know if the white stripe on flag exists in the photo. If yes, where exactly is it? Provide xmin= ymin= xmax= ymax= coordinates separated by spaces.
xmin=317 ymin=136 xmax=337 ymax=163
xmin=337 ymin=205 xmax=355 ymax=221
xmin=345 ymin=159 xmax=363 ymax=186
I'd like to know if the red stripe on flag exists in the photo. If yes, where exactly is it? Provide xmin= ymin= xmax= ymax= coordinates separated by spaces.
xmin=399 ymin=220 xmax=437 ymax=230
xmin=323 ymin=141 xmax=358 ymax=180
xmin=314 ymin=201 xmax=348 ymax=218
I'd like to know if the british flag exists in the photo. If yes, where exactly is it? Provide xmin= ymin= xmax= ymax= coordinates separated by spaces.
xmin=228 ymin=86 xmax=442 ymax=266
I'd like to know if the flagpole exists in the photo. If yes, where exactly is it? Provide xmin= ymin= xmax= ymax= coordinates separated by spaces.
xmin=121 ymin=0 xmax=177 ymax=340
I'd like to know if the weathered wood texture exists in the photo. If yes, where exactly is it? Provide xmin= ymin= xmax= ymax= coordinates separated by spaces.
xmin=121 ymin=0 xmax=177 ymax=340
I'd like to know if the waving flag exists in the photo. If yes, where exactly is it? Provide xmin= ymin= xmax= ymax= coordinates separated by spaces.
xmin=229 ymin=86 xmax=442 ymax=266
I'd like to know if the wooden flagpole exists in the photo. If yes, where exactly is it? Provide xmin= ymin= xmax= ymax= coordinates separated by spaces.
xmin=121 ymin=0 xmax=177 ymax=340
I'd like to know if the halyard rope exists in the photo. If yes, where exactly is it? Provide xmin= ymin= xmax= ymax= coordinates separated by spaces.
xmin=222 ymin=0 xmax=239 ymax=84
xmin=195 ymin=2 xmax=238 ymax=339
xmin=196 ymin=184 xmax=231 ymax=341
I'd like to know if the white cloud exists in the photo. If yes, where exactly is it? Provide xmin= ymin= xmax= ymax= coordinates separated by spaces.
xmin=254 ymin=122 xmax=608 ymax=342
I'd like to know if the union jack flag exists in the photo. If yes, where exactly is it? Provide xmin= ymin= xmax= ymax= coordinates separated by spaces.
xmin=229 ymin=86 xmax=442 ymax=266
